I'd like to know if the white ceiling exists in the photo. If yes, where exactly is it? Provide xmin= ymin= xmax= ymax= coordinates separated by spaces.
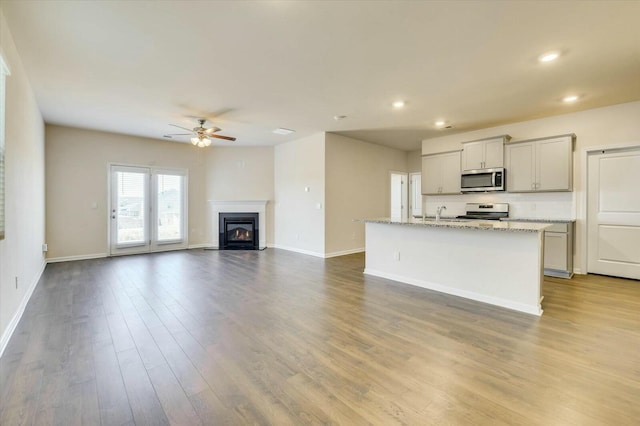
xmin=2 ymin=1 xmax=640 ymax=151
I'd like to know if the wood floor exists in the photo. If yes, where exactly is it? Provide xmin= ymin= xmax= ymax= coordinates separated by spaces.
xmin=1 ymin=249 xmax=639 ymax=425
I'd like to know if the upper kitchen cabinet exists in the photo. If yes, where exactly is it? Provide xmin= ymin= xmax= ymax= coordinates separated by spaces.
xmin=505 ymin=134 xmax=575 ymax=192
xmin=461 ymin=135 xmax=511 ymax=171
xmin=421 ymin=150 xmax=461 ymax=195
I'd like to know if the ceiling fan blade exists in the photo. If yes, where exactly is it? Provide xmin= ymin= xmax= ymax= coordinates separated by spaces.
xmin=169 ymin=124 xmax=195 ymax=133
xmin=205 ymin=127 xmax=221 ymax=134
xmin=210 ymin=134 xmax=236 ymax=141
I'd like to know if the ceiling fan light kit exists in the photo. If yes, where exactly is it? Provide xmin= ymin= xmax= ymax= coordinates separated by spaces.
xmin=191 ymin=136 xmax=212 ymax=147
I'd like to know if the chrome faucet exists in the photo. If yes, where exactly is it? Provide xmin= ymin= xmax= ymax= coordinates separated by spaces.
xmin=436 ymin=205 xmax=447 ymax=221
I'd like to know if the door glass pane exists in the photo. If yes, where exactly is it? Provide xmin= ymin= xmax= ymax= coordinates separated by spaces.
xmin=157 ymin=174 xmax=183 ymax=241
xmin=116 ymin=171 xmax=146 ymax=244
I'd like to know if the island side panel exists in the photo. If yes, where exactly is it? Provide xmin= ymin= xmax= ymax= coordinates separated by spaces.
xmin=364 ymin=222 xmax=544 ymax=315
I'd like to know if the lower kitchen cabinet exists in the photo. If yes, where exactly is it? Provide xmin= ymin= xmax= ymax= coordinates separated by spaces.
xmin=544 ymin=222 xmax=574 ymax=278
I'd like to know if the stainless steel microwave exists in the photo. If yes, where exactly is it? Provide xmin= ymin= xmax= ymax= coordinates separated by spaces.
xmin=461 ymin=167 xmax=505 ymax=192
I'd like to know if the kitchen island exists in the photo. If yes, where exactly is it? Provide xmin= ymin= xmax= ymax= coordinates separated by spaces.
xmin=360 ymin=218 xmax=550 ymax=315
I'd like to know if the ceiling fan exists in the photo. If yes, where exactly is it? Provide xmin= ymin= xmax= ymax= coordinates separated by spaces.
xmin=165 ymin=119 xmax=236 ymax=147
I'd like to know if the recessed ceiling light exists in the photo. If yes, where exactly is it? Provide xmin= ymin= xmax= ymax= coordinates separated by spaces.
xmin=333 ymin=115 xmax=347 ymax=121
xmin=273 ymin=128 xmax=295 ymax=135
xmin=435 ymin=120 xmax=446 ymax=127
xmin=392 ymin=100 xmax=405 ymax=109
xmin=539 ymin=51 xmax=560 ymax=63
xmin=563 ymin=95 xmax=579 ymax=103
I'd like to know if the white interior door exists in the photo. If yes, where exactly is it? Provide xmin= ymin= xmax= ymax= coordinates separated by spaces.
xmin=110 ymin=165 xmax=188 ymax=256
xmin=409 ymin=172 xmax=422 ymax=217
xmin=587 ymin=146 xmax=640 ymax=279
xmin=390 ymin=172 xmax=408 ymax=220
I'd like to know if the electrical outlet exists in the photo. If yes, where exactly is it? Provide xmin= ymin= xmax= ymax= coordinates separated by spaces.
xmin=15 ymin=276 xmax=18 ymax=289
xmin=394 ymin=251 xmax=400 ymax=261
xmin=42 ymin=243 xmax=48 ymax=252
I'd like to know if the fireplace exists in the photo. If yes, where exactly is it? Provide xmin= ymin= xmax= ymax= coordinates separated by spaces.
xmin=219 ymin=212 xmax=259 ymax=250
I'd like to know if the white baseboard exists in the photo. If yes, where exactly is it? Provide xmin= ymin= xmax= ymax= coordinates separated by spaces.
xmin=271 ymin=245 xmax=364 ymax=259
xmin=46 ymin=253 xmax=107 ymax=263
xmin=324 ymin=247 xmax=365 ymax=258
xmin=188 ymin=243 xmax=211 ymax=249
xmin=364 ymin=268 xmax=543 ymax=316
xmin=271 ymin=244 xmax=325 ymax=258
xmin=0 ymin=260 xmax=47 ymax=358
xmin=573 ymin=268 xmax=584 ymax=275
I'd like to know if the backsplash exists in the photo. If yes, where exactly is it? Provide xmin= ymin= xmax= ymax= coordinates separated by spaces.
xmin=424 ymin=192 xmax=575 ymax=219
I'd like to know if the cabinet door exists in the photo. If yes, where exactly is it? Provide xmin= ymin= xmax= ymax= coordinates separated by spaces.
xmin=440 ymin=151 xmax=462 ymax=194
xmin=544 ymin=232 xmax=568 ymax=271
xmin=484 ymin=138 xmax=505 ymax=168
xmin=506 ymin=142 xmax=536 ymax=192
xmin=537 ymin=137 xmax=572 ymax=191
xmin=421 ymin=155 xmax=441 ymax=195
xmin=461 ymin=141 xmax=484 ymax=171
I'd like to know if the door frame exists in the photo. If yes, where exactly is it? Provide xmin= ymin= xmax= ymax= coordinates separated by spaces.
xmin=580 ymin=141 xmax=640 ymax=275
xmin=408 ymin=172 xmax=422 ymax=218
xmin=107 ymin=162 xmax=189 ymax=256
xmin=389 ymin=171 xmax=408 ymax=220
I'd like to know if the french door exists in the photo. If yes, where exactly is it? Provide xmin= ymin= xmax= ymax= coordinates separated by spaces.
xmin=109 ymin=165 xmax=188 ymax=256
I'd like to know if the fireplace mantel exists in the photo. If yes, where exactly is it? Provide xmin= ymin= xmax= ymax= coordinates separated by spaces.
xmin=209 ymin=200 xmax=268 ymax=249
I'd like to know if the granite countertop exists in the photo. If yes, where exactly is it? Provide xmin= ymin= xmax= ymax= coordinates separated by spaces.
xmin=358 ymin=217 xmax=551 ymax=233
xmin=500 ymin=218 xmax=576 ymax=223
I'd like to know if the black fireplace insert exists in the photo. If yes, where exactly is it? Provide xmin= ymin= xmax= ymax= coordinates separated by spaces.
xmin=219 ymin=212 xmax=259 ymax=250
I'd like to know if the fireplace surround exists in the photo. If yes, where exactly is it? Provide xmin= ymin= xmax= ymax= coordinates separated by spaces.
xmin=209 ymin=200 xmax=268 ymax=249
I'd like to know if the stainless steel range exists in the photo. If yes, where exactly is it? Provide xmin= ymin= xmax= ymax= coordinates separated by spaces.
xmin=456 ymin=203 xmax=509 ymax=221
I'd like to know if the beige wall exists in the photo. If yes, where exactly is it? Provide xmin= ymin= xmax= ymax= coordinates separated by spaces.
xmin=325 ymin=133 xmax=408 ymax=255
xmin=205 ymin=146 xmax=274 ymax=244
xmin=45 ymin=125 xmax=208 ymax=259
xmin=0 ymin=10 xmax=46 ymax=350
xmin=274 ymin=133 xmax=325 ymax=256
xmin=407 ymin=149 xmax=422 ymax=172
xmin=421 ymin=100 xmax=640 ymax=273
